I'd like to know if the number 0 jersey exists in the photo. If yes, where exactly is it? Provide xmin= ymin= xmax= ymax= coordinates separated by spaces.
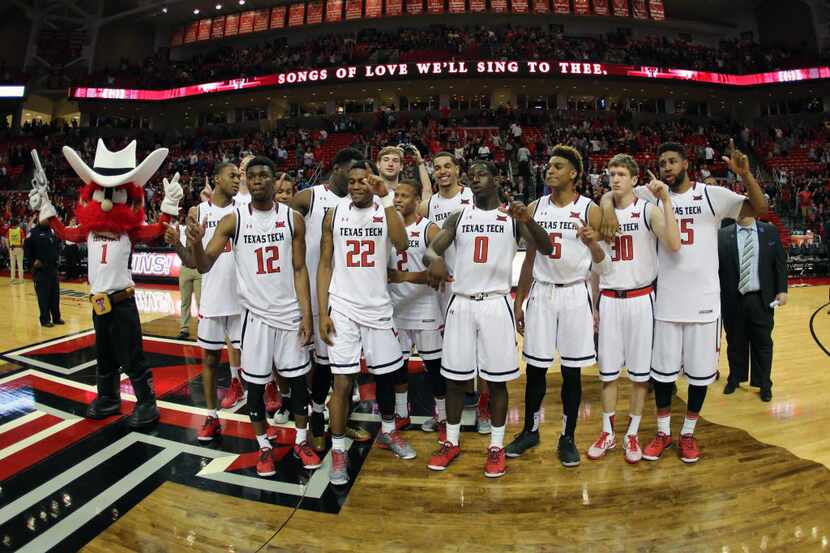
xmin=599 ymin=198 xmax=658 ymax=291
xmin=451 ymin=206 xmax=518 ymax=296
xmin=329 ymin=200 xmax=394 ymax=329
xmin=233 ymin=203 xmax=302 ymax=330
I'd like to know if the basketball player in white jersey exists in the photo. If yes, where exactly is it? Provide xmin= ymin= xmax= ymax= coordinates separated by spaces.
xmin=600 ymin=140 xmax=767 ymax=463
xmin=386 ymin=179 xmax=447 ymax=441
xmin=506 ymin=145 xmax=609 ymax=468
xmin=318 ymin=161 xmax=415 ymax=486
xmin=377 ymin=145 xmax=437 ymax=431
xmin=166 ymin=163 xmax=246 ymax=440
xmin=586 ymin=154 xmax=680 ymax=464
xmin=424 ymin=160 xmax=553 ymax=478
xmin=417 ymin=153 xmax=491 ymax=433
xmin=189 ymin=156 xmax=321 ymax=477
xmin=292 ymin=148 xmax=371 ymax=451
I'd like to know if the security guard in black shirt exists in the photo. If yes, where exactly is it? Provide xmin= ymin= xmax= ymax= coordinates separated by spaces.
xmin=24 ymin=221 xmax=64 ymax=327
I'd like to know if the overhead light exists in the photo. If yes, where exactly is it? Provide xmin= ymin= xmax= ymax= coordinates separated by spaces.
xmin=162 ymin=7 xmax=168 ymax=13
xmin=239 ymin=0 xmax=246 ymax=4
xmin=193 ymin=8 xmax=200 ymax=14
xmin=215 ymin=4 xmax=222 ymax=9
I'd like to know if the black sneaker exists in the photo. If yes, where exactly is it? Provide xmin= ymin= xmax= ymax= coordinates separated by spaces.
xmin=505 ymin=430 xmax=540 ymax=458
xmin=557 ymin=434 xmax=581 ymax=467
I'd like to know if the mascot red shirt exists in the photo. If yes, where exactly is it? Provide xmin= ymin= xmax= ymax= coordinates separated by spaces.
xmin=28 ymin=139 xmax=183 ymax=428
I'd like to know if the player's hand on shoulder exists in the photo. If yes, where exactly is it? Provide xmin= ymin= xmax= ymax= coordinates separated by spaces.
xmin=645 ymin=170 xmax=669 ymax=202
xmin=599 ymin=206 xmax=619 ymax=242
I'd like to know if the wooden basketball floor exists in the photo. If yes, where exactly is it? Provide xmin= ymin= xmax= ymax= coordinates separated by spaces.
xmin=1 ymin=276 xmax=829 ymax=552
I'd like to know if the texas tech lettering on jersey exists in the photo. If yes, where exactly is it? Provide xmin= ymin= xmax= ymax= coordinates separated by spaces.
xmin=233 ymin=203 xmax=301 ymax=330
xmin=600 ymin=198 xmax=658 ymax=291
xmin=87 ymin=233 xmax=133 ymax=294
xmin=306 ymin=184 xmax=347 ymax=316
xmin=452 ymin=207 xmax=518 ymax=296
xmin=329 ymin=201 xmax=395 ymax=329
xmin=388 ymin=216 xmax=442 ymax=328
xmin=197 ymin=200 xmax=240 ymax=318
xmin=532 ymin=194 xmax=595 ymax=284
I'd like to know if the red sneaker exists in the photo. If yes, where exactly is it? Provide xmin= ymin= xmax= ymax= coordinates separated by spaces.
xmin=428 ymin=442 xmax=461 ymax=471
xmin=294 ymin=441 xmax=323 ymax=469
xmin=678 ymin=434 xmax=700 ymax=463
xmin=265 ymin=381 xmax=280 ymax=413
xmin=256 ymin=447 xmax=276 ymax=477
xmin=197 ymin=416 xmax=221 ymax=442
xmin=586 ymin=431 xmax=616 ymax=460
xmin=484 ymin=446 xmax=507 ymax=478
xmin=642 ymin=432 xmax=674 ymax=461
xmin=220 ymin=378 xmax=245 ymax=410
xmin=395 ymin=415 xmax=411 ymax=431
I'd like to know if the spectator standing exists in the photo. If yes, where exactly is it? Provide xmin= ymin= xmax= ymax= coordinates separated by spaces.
xmin=23 ymin=221 xmax=63 ymax=327
xmin=7 ymin=219 xmax=24 ymax=283
xmin=177 ymin=224 xmax=202 ymax=339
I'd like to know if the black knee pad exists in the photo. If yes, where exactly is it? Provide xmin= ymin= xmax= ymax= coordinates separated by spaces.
xmin=424 ymin=358 xmax=446 ymax=397
xmin=394 ymin=365 xmax=408 ymax=387
xmin=247 ymin=382 xmax=266 ymax=422
xmin=686 ymin=384 xmax=708 ymax=413
xmin=289 ymin=376 xmax=310 ymax=417
xmin=653 ymin=379 xmax=674 ymax=410
xmin=311 ymin=361 xmax=332 ymax=404
xmin=374 ymin=371 xmax=397 ymax=416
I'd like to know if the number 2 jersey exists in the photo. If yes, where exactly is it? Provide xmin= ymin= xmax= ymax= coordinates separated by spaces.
xmin=329 ymin=200 xmax=395 ymax=329
xmin=452 ymin=206 xmax=519 ymax=296
xmin=388 ymin=216 xmax=443 ymax=330
xmin=232 ymin=203 xmax=302 ymax=330
xmin=599 ymin=198 xmax=658 ymax=291
xmin=196 ymin=200 xmax=241 ymax=318
xmin=635 ymin=181 xmax=745 ymax=323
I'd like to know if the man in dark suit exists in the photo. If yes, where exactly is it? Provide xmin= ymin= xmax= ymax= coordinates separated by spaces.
xmin=718 ymin=215 xmax=787 ymax=401
xmin=24 ymin=221 xmax=64 ymax=327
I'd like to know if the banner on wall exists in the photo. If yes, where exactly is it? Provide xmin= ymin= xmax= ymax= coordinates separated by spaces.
xmin=238 ymin=10 xmax=255 ymax=33
xmin=427 ymin=0 xmax=444 ymax=14
xmin=346 ymin=0 xmax=363 ymax=19
xmin=592 ymin=0 xmax=609 ymax=15
xmin=632 ymin=0 xmax=647 ymax=18
xmin=253 ymin=9 xmax=270 ymax=31
xmin=406 ymin=0 xmax=423 ymax=14
xmin=491 ymin=0 xmax=508 ymax=12
xmin=553 ymin=0 xmax=570 ymax=14
xmin=449 ymin=0 xmax=465 ymax=13
xmin=386 ymin=0 xmax=403 ymax=16
xmin=307 ymin=1 xmax=323 ymax=23
xmin=469 ymin=0 xmax=486 ymax=11
xmin=288 ymin=4 xmax=305 ymax=25
xmin=197 ymin=18 xmax=212 ymax=41
xmin=225 ymin=13 xmax=240 ymax=35
xmin=532 ymin=0 xmax=549 ymax=13
xmin=210 ymin=16 xmax=225 ymax=39
xmin=171 ymin=29 xmax=184 ymax=47
xmin=612 ymin=0 xmax=628 ymax=16
xmin=366 ymin=0 xmax=383 ymax=17
xmin=512 ymin=0 xmax=529 ymax=13
xmin=648 ymin=0 xmax=664 ymax=20
xmin=574 ymin=0 xmax=589 ymax=15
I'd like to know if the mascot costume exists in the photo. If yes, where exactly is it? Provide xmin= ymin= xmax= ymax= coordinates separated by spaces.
xmin=29 ymin=140 xmax=183 ymax=428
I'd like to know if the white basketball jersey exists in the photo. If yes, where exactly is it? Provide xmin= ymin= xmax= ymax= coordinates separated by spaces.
xmin=637 ymin=181 xmax=744 ymax=323
xmin=233 ymin=203 xmax=302 ymax=330
xmin=388 ymin=216 xmax=443 ymax=329
xmin=600 ymin=198 xmax=658 ymax=291
xmin=329 ymin=200 xmax=394 ymax=329
xmin=233 ymin=190 xmax=251 ymax=205
xmin=305 ymin=184 xmax=347 ymax=316
xmin=452 ymin=206 xmax=518 ymax=296
xmin=197 ymin=200 xmax=240 ymax=318
xmin=531 ymin=194 xmax=594 ymax=284
xmin=87 ymin=233 xmax=134 ymax=294
xmin=427 ymin=186 xmax=474 ymax=277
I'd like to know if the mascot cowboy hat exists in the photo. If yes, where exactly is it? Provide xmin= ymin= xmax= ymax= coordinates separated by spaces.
xmin=63 ymin=139 xmax=168 ymax=188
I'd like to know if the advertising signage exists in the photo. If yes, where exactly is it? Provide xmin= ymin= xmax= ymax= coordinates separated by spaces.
xmin=69 ymin=62 xmax=830 ymax=102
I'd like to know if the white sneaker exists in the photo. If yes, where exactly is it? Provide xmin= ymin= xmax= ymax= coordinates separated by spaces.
xmin=477 ymin=416 xmax=491 ymax=435
xmin=586 ymin=431 xmax=616 ymax=460
xmin=624 ymin=434 xmax=642 ymax=464
xmin=271 ymin=405 xmax=290 ymax=425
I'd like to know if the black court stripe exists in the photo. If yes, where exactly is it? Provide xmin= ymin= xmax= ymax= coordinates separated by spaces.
xmin=368 ymin=357 xmax=404 ymax=370
xmin=810 ymin=302 xmax=830 ymax=356
xmin=441 ymin=365 xmax=475 ymax=375
xmin=523 ymin=352 xmax=553 ymax=363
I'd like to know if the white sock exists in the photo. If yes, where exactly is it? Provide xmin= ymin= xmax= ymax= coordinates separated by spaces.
xmin=381 ymin=418 xmax=396 ymax=434
xmin=435 ymin=398 xmax=447 ymax=421
xmin=446 ymin=423 xmax=461 ymax=446
xmin=295 ymin=427 xmax=307 ymax=444
xmin=681 ymin=414 xmax=699 ymax=435
xmin=332 ymin=434 xmax=346 ymax=452
xmin=602 ymin=412 xmax=615 ymax=435
xmin=229 ymin=366 xmax=240 ymax=380
xmin=312 ymin=401 xmax=325 ymax=414
xmin=395 ymin=392 xmax=408 ymax=418
xmin=208 ymin=409 xmax=218 ymax=419
xmin=490 ymin=425 xmax=506 ymax=449
xmin=657 ymin=412 xmax=671 ymax=436
xmin=530 ymin=410 xmax=541 ymax=432
xmin=561 ymin=415 xmax=568 ymax=436
xmin=627 ymin=415 xmax=641 ymax=436
xmin=256 ymin=434 xmax=270 ymax=449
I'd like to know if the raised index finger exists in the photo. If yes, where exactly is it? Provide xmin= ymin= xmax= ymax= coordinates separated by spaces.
xmin=646 ymin=169 xmax=657 ymax=182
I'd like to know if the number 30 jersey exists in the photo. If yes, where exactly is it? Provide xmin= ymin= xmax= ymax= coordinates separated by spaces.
xmin=329 ymin=200 xmax=394 ymax=329
xmin=233 ymin=203 xmax=301 ymax=330
xmin=599 ymin=198 xmax=658 ymax=291
xmin=452 ymin=207 xmax=518 ymax=296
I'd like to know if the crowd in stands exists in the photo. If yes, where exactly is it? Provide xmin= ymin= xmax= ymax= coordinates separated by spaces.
xmin=86 ymin=26 xmax=828 ymax=89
